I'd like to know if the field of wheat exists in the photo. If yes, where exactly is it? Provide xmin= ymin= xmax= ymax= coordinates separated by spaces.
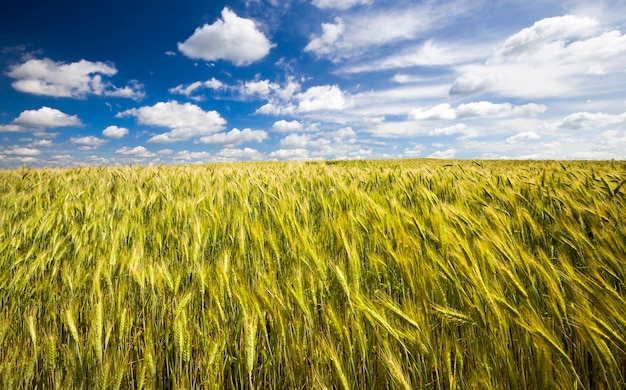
xmin=0 ymin=159 xmax=625 ymax=389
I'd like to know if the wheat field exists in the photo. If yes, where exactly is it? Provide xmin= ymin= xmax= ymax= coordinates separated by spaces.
xmin=0 ymin=159 xmax=625 ymax=389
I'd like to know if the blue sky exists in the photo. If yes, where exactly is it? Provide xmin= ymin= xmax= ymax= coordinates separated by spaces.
xmin=2 ymin=0 xmax=626 ymax=167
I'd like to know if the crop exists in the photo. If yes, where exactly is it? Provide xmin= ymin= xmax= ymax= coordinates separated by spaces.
xmin=0 ymin=159 xmax=625 ymax=388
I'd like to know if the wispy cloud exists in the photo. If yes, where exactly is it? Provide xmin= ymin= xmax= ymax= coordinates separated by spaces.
xmin=409 ymin=101 xmax=546 ymax=120
xmin=169 ymin=78 xmax=224 ymax=100
xmin=311 ymin=0 xmax=372 ymax=10
xmin=305 ymin=0 xmax=479 ymax=62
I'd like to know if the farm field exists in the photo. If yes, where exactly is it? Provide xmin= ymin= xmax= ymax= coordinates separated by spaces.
xmin=0 ymin=159 xmax=625 ymax=389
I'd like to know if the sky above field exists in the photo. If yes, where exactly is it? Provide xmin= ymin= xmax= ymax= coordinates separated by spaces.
xmin=1 ymin=0 xmax=626 ymax=167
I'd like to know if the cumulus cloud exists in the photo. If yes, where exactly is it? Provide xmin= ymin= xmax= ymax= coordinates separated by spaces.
xmin=70 ymin=136 xmax=107 ymax=150
xmin=114 ymin=146 xmax=156 ymax=157
xmin=311 ymin=0 xmax=372 ymax=10
xmin=6 ymin=58 xmax=144 ymax=99
xmin=178 ymin=7 xmax=274 ymax=66
xmin=117 ymin=101 xmax=226 ymax=143
xmin=14 ymin=106 xmax=82 ymax=128
xmin=102 ymin=125 xmax=129 ymax=138
xmin=409 ymin=101 xmax=546 ymax=120
xmin=297 ymin=85 xmax=347 ymax=112
xmin=1 ymin=107 xmax=82 ymax=133
xmin=242 ymin=79 xmax=280 ymax=96
xmin=271 ymin=120 xmax=303 ymax=132
xmin=198 ymin=128 xmax=268 ymax=145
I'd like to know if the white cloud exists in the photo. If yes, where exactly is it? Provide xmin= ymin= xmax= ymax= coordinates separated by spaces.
xmin=0 ymin=124 xmax=23 ymax=133
xmin=304 ymin=17 xmax=345 ymax=57
xmin=178 ymin=7 xmax=274 ymax=66
xmin=102 ymin=125 xmax=129 ymax=138
xmin=279 ymin=133 xmax=310 ymax=149
xmin=198 ymin=128 xmax=268 ymax=145
xmin=274 ymin=126 xmax=361 ymax=159
xmin=242 ymin=79 xmax=280 ymax=96
xmin=1 ymin=107 xmax=82 ymax=133
xmin=340 ymin=39 xmax=489 ymax=74
xmin=104 ymin=81 xmax=145 ymax=100
xmin=305 ymin=1 xmax=475 ymax=61
xmin=453 ymin=15 xmax=626 ymax=99
xmin=409 ymin=101 xmax=546 ymax=120
xmin=449 ymin=73 xmax=498 ymax=96
xmin=269 ymin=148 xmax=310 ymax=160
xmin=297 ymin=85 xmax=347 ymax=112
xmin=169 ymin=78 xmax=223 ymax=100
xmin=391 ymin=74 xmax=430 ymax=84
xmin=554 ymin=111 xmax=626 ymax=130
xmin=404 ymin=144 xmax=425 ymax=157
xmin=30 ymin=139 xmax=53 ymax=147
xmin=7 ymin=58 xmax=144 ymax=99
xmin=271 ymin=119 xmax=303 ymax=132
xmin=114 ymin=146 xmax=156 ymax=157
xmin=14 ymin=106 xmax=82 ymax=128
xmin=3 ymin=146 xmax=41 ymax=156
xmin=430 ymin=148 xmax=456 ymax=159
xmin=428 ymin=123 xmax=469 ymax=136
xmin=311 ymin=0 xmax=371 ymax=10
xmin=117 ymin=101 xmax=226 ymax=143
xmin=217 ymin=147 xmax=264 ymax=161
xmin=410 ymin=103 xmax=457 ymax=120
xmin=506 ymin=131 xmax=541 ymax=143
xmin=256 ymin=84 xmax=347 ymax=115
xmin=456 ymin=101 xmax=546 ymax=118
xmin=70 ymin=136 xmax=107 ymax=150
xmin=490 ymin=15 xmax=598 ymax=63
xmin=338 ymin=84 xmax=451 ymax=123
xmin=172 ymin=150 xmax=212 ymax=162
